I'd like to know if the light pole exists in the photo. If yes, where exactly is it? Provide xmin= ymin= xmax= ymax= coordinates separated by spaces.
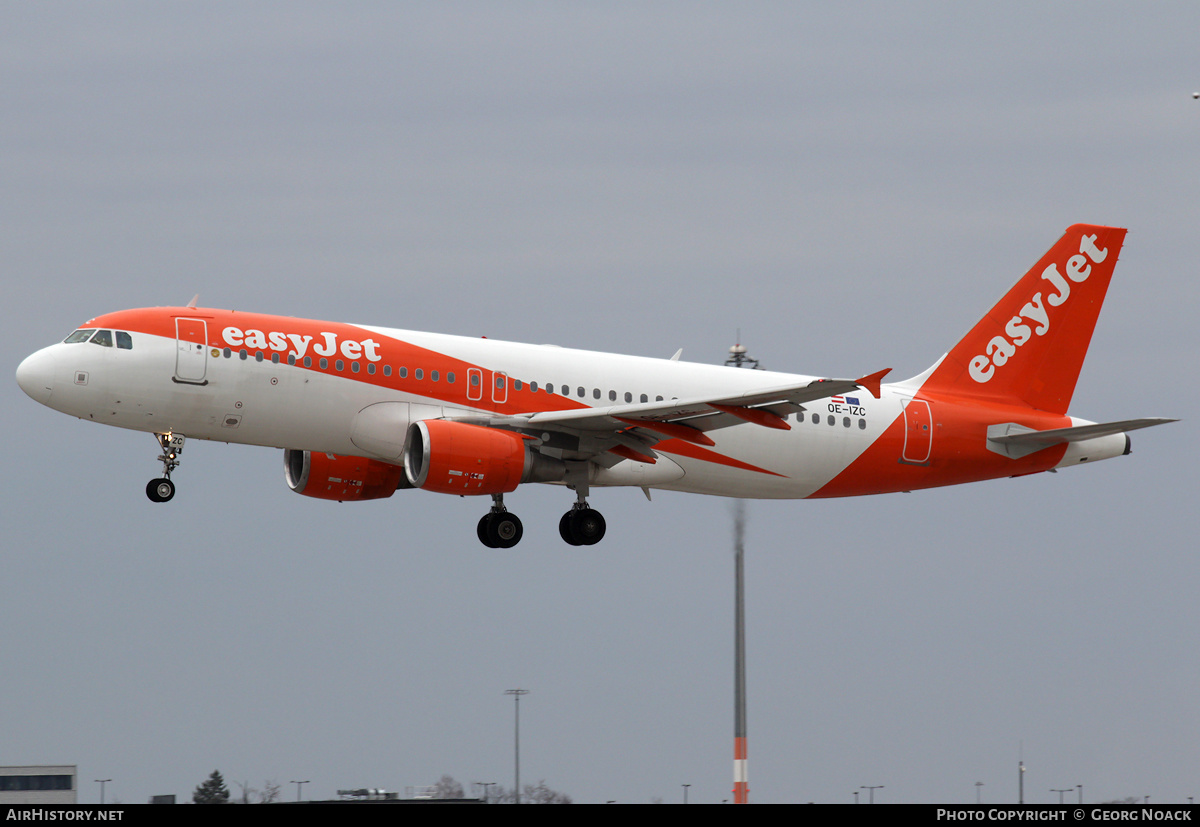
xmin=682 ymin=784 xmax=690 ymax=804
xmin=1052 ymin=788 xmax=1073 ymax=804
xmin=725 ymin=341 xmax=760 ymax=805
xmin=861 ymin=785 xmax=884 ymax=804
xmin=290 ymin=780 xmax=309 ymax=801
xmin=506 ymin=689 xmax=529 ymax=804
xmin=94 ymin=779 xmax=111 ymax=805
xmin=976 ymin=781 xmax=984 ymax=804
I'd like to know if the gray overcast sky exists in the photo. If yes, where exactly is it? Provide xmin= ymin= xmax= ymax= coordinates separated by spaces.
xmin=3 ymin=2 xmax=1196 ymax=805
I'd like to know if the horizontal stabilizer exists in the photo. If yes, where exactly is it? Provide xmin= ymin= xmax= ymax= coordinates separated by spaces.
xmin=987 ymin=417 xmax=1176 ymax=459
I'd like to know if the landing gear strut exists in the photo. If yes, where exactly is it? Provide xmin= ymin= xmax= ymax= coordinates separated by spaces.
xmin=146 ymin=432 xmax=185 ymax=503
xmin=477 ymin=493 xmax=523 ymax=548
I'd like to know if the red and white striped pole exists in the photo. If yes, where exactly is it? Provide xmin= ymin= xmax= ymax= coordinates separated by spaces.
xmin=733 ymin=500 xmax=749 ymax=804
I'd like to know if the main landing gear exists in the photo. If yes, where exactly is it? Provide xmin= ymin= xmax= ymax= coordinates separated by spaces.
xmin=146 ymin=432 xmax=185 ymax=503
xmin=559 ymin=501 xmax=606 ymax=546
xmin=559 ymin=477 xmax=606 ymax=546
xmin=477 ymin=494 xmax=524 ymax=549
xmin=474 ymin=492 xmax=607 ymax=548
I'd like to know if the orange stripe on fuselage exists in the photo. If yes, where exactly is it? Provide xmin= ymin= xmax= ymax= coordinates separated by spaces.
xmin=811 ymin=393 xmax=1070 ymax=498
xmin=85 ymin=307 xmax=590 ymax=417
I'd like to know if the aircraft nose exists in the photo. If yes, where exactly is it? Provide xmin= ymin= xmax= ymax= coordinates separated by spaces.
xmin=16 ymin=348 xmax=56 ymax=405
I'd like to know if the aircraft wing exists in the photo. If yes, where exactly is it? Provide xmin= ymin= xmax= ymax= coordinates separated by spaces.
xmin=448 ymin=369 xmax=891 ymax=466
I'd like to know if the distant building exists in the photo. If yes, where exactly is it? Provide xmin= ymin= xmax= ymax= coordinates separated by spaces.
xmin=0 ymin=766 xmax=77 ymax=805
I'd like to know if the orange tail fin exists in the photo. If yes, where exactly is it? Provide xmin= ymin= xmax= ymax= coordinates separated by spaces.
xmin=917 ymin=224 xmax=1126 ymax=414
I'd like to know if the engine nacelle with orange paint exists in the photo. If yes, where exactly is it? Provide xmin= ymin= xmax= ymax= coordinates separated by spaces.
xmin=403 ymin=420 xmax=565 ymax=495
xmin=284 ymin=449 xmax=408 ymax=501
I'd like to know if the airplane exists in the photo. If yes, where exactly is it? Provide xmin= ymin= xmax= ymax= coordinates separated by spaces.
xmin=16 ymin=224 xmax=1174 ymax=548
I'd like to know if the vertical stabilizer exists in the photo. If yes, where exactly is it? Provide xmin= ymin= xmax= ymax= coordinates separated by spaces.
xmin=918 ymin=224 xmax=1126 ymax=414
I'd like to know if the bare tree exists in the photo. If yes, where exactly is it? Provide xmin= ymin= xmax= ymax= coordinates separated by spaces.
xmin=431 ymin=775 xmax=466 ymax=799
xmin=487 ymin=780 xmax=572 ymax=804
xmin=235 ymin=780 xmax=256 ymax=805
xmin=234 ymin=779 xmax=282 ymax=804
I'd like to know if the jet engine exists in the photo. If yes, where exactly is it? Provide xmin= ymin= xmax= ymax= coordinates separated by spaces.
xmin=284 ymin=449 xmax=408 ymax=501
xmin=403 ymin=419 xmax=565 ymax=495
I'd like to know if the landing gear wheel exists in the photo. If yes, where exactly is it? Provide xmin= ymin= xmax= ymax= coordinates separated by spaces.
xmin=564 ymin=508 xmax=606 ymax=546
xmin=478 ymin=514 xmax=498 ymax=548
xmin=146 ymin=478 xmax=175 ymax=503
xmin=487 ymin=512 xmax=523 ymax=549
xmin=559 ymin=512 xmax=580 ymax=546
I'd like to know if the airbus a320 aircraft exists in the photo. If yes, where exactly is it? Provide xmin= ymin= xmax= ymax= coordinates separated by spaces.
xmin=17 ymin=224 xmax=1173 ymax=547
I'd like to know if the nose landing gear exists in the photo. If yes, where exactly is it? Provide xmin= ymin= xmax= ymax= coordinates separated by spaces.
xmin=146 ymin=432 xmax=185 ymax=503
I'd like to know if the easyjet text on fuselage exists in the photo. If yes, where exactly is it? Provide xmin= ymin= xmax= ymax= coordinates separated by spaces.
xmin=221 ymin=326 xmax=382 ymax=362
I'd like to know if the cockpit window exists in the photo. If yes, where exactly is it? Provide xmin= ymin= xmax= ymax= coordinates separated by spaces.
xmin=64 ymin=329 xmax=96 ymax=344
xmin=89 ymin=330 xmax=113 ymax=347
xmin=116 ymin=331 xmax=133 ymax=349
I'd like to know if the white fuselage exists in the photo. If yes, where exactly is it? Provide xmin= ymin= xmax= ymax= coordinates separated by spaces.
xmin=19 ymin=322 xmax=908 ymax=499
